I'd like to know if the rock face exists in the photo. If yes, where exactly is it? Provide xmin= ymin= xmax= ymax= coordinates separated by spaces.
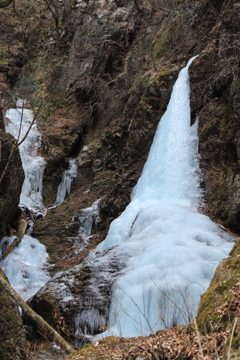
xmin=28 ymin=0 xmax=239 ymax=267
xmin=190 ymin=0 xmax=240 ymax=233
xmin=0 ymin=269 xmax=26 ymax=360
xmin=0 ymin=111 xmax=24 ymax=239
xmin=0 ymin=113 xmax=26 ymax=357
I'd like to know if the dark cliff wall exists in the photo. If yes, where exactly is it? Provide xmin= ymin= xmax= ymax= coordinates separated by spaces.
xmin=0 ymin=110 xmax=24 ymax=239
xmin=190 ymin=0 xmax=240 ymax=233
xmin=15 ymin=0 xmax=237 ymax=273
xmin=0 ymin=106 xmax=26 ymax=360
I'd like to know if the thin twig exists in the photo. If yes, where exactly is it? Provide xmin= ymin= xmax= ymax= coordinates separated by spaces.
xmin=227 ymin=317 xmax=238 ymax=360
xmin=16 ymin=104 xmax=24 ymax=144
xmin=188 ymin=293 xmax=204 ymax=360
xmin=17 ymin=101 xmax=43 ymax=147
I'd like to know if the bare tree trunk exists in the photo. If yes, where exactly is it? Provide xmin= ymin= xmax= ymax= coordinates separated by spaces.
xmin=0 ymin=274 xmax=74 ymax=354
xmin=2 ymin=217 xmax=27 ymax=259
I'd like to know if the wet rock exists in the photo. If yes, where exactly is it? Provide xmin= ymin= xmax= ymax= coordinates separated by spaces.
xmin=27 ymin=343 xmax=65 ymax=360
xmin=0 ymin=111 xmax=24 ymax=239
xmin=28 ymin=247 xmax=126 ymax=346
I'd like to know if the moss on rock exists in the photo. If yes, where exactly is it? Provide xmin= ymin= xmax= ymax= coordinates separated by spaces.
xmin=197 ymin=238 xmax=240 ymax=353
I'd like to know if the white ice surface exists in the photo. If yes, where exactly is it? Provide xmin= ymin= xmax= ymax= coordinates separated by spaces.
xmin=94 ymin=57 xmax=235 ymax=338
xmin=0 ymin=235 xmax=50 ymax=301
xmin=78 ymin=199 xmax=101 ymax=241
xmin=5 ymin=104 xmax=45 ymax=213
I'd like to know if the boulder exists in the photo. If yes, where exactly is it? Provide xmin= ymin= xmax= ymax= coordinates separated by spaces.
xmin=28 ymin=246 xmax=126 ymax=347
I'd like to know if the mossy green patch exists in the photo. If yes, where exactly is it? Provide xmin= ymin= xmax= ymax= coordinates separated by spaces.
xmin=157 ymin=66 xmax=177 ymax=77
xmin=197 ymin=238 xmax=240 ymax=333
xmin=81 ymin=343 xmax=94 ymax=351
xmin=152 ymin=20 xmax=180 ymax=59
xmin=132 ymin=72 xmax=151 ymax=94
xmin=41 ymin=97 xmax=64 ymax=119
xmin=100 ymin=336 xmax=123 ymax=346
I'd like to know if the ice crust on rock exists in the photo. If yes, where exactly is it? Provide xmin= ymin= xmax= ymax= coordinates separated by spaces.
xmin=78 ymin=199 xmax=101 ymax=241
xmin=29 ymin=247 xmax=126 ymax=345
xmin=7 ymin=58 xmax=235 ymax=339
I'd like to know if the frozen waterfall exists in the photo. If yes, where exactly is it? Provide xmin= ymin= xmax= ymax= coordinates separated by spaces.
xmin=94 ymin=57 xmax=235 ymax=337
xmin=78 ymin=199 xmax=101 ymax=242
xmin=0 ymin=234 xmax=49 ymax=301
xmin=54 ymin=158 xmax=77 ymax=206
xmin=0 ymin=100 xmax=50 ymax=301
xmin=5 ymin=100 xmax=45 ymax=213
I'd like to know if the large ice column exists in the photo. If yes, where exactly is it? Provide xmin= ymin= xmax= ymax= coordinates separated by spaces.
xmin=131 ymin=56 xmax=201 ymax=207
xmin=97 ymin=56 xmax=201 ymax=252
xmin=5 ymin=100 xmax=45 ymax=214
xmin=94 ymin=56 xmax=235 ymax=338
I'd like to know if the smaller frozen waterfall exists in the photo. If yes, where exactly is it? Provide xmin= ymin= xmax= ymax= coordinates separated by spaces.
xmin=78 ymin=199 xmax=101 ymax=242
xmin=54 ymin=158 xmax=77 ymax=206
xmin=5 ymin=99 xmax=45 ymax=214
xmin=64 ymin=199 xmax=101 ymax=258
xmin=0 ymin=100 xmax=50 ymax=301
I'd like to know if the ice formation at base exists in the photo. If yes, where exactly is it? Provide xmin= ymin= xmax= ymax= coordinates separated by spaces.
xmin=94 ymin=57 xmax=235 ymax=338
xmin=0 ymin=100 xmax=50 ymax=300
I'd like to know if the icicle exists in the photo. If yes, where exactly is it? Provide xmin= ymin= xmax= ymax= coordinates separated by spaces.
xmin=78 ymin=199 xmax=101 ymax=241
xmin=5 ymin=100 xmax=46 ymax=214
xmin=62 ymin=199 xmax=101 ymax=259
xmin=54 ymin=159 xmax=77 ymax=206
